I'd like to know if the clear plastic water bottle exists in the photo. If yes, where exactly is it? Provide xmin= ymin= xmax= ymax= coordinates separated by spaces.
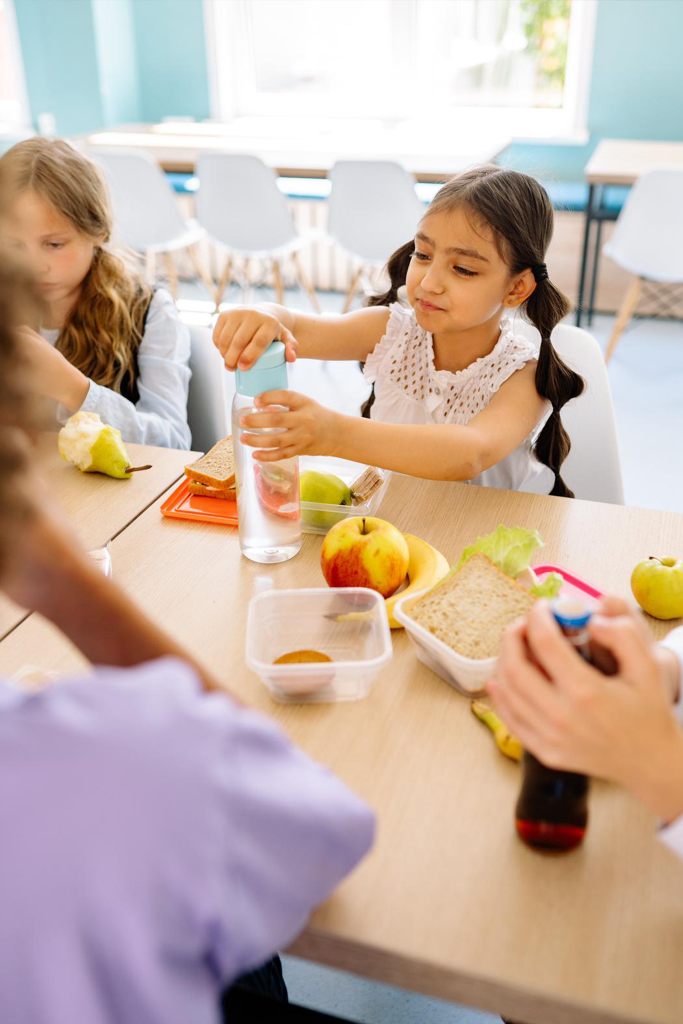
xmin=231 ymin=341 xmax=302 ymax=563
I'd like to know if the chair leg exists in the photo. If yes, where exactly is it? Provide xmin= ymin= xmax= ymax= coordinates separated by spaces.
xmin=342 ymin=266 xmax=363 ymax=314
xmin=163 ymin=252 xmax=179 ymax=300
xmin=240 ymin=259 xmax=252 ymax=305
xmin=605 ymin=276 xmax=643 ymax=363
xmin=292 ymin=251 xmax=320 ymax=313
xmin=188 ymin=244 xmax=217 ymax=303
xmin=214 ymin=256 xmax=234 ymax=312
xmin=146 ymin=250 xmax=156 ymax=286
xmin=273 ymin=260 xmax=285 ymax=305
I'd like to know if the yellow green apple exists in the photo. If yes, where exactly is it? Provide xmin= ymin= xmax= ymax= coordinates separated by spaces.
xmin=300 ymin=470 xmax=352 ymax=529
xmin=320 ymin=516 xmax=409 ymax=598
xmin=631 ymin=556 xmax=683 ymax=620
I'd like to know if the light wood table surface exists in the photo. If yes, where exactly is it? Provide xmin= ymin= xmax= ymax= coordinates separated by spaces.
xmin=81 ymin=122 xmax=511 ymax=182
xmin=0 ymin=434 xmax=196 ymax=641
xmin=1 ymin=470 xmax=683 ymax=1024
xmin=585 ymin=139 xmax=683 ymax=186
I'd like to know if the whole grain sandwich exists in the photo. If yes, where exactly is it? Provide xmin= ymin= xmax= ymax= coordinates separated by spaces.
xmin=410 ymin=552 xmax=536 ymax=660
xmin=185 ymin=437 xmax=236 ymax=500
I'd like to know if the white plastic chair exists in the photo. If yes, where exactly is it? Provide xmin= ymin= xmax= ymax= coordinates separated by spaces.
xmin=327 ymin=161 xmax=425 ymax=312
xmin=94 ymin=148 xmax=213 ymax=300
xmin=186 ymin=323 xmax=234 ymax=453
xmin=602 ymin=168 xmax=683 ymax=362
xmin=195 ymin=152 xmax=320 ymax=311
xmin=513 ymin=320 xmax=624 ymax=504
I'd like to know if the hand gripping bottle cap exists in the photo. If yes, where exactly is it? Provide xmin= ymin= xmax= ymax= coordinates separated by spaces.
xmin=235 ymin=341 xmax=288 ymax=399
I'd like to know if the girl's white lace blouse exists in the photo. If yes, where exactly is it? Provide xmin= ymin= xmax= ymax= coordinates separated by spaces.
xmin=363 ymin=302 xmax=551 ymax=491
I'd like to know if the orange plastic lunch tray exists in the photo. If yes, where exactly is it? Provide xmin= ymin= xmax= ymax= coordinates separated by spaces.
xmin=160 ymin=468 xmax=299 ymax=526
xmin=160 ymin=479 xmax=238 ymax=525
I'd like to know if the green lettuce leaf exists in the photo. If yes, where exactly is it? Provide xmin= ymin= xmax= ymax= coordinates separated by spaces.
xmin=455 ymin=524 xmax=544 ymax=579
xmin=530 ymin=572 xmax=563 ymax=599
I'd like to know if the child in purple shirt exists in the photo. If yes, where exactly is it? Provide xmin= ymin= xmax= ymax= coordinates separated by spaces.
xmin=0 ymin=261 xmax=374 ymax=1021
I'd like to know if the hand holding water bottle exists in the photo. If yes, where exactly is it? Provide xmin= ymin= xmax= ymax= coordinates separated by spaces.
xmin=238 ymin=390 xmax=341 ymax=463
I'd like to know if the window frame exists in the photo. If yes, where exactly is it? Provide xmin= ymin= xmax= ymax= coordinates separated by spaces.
xmin=205 ymin=0 xmax=597 ymax=143
xmin=0 ymin=0 xmax=30 ymax=131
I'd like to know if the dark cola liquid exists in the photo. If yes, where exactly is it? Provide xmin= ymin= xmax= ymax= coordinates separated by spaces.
xmin=516 ymin=754 xmax=589 ymax=851
xmin=515 ymin=604 xmax=618 ymax=853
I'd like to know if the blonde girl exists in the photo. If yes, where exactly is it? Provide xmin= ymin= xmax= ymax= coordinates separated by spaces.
xmin=0 ymin=138 xmax=191 ymax=449
xmin=214 ymin=166 xmax=584 ymax=496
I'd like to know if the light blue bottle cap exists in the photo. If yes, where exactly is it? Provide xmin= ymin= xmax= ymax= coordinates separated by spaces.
xmin=235 ymin=341 xmax=288 ymax=398
xmin=550 ymin=596 xmax=592 ymax=629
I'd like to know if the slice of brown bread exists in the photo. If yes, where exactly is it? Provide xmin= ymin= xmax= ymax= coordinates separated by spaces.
xmin=410 ymin=552 xmax=536 ymax=660
xmin=184 ymin=437 xmax=235 ymax=488
xmin=188 ymin=479 xmax=236 ymax=500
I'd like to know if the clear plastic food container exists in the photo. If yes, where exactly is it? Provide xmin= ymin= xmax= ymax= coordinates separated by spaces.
xmin=246 ymin=587 xmax=392 ymax=703
xmin=392 ymin=588 xmax=496 ymax=697
xmin=299 ymin=456 xmax=390 ymax=535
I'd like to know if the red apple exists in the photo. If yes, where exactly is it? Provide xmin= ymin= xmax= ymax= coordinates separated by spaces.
xmin=320 ymin=516 xmax=409 ymax=598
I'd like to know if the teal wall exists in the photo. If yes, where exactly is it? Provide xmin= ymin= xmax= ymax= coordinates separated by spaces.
xmin=92 ymin=0 xmax=140 ymax=126
xmin=11 ymin=0 xmax=683 ymax=180
xmin=131 ymin=0 xmax=210 ymax=122
xmin=12 ymin=0 xmax=210 ymax=135
xmin=14 ymin=0 xmax=107 ymax=135
xmin=505 ymin=0 xmax=683 ymax=181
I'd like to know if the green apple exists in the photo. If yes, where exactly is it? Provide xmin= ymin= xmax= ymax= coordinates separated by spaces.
xmin=300 ymin=470 xmax=352 ymax=530
xmin=631 ymin=556 xmax=683 ymax=620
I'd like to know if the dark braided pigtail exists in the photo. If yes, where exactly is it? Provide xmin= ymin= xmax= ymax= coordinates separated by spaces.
xmin=522 ymin=281 xmax=584 ymax=498
xmin=361 ymin=240 xmax=414 ymax=417
xmin=366 ymin=240 xmax=414 ymax=308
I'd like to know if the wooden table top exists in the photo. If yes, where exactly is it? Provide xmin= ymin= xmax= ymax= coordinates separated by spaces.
xmin=0 ymin=434 xmax=196 ymax=641
xmin=1 ymin=468 xmax=682 ymax=1024
xmin=586 ymin=139 xmax=683 ymax=187
xmin=80 ymin=122 xmax=511 ymax=182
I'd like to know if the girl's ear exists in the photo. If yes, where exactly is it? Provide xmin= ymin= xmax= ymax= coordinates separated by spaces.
xmin=504 ymin=268 xmax=536 ymax=308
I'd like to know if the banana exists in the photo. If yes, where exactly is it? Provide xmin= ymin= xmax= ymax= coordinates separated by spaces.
xmin=471 ymin=700 xmax=523 ymax=762
xmin=385 ymin=533 xmax=450 ymax=628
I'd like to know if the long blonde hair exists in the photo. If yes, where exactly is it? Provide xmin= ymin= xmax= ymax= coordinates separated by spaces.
xmin=0 ymin=138 xmax=153 ymax=398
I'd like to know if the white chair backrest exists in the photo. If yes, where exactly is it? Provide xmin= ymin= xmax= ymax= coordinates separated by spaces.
xmin=513 ymin=320 xmax=625 ymax=504
xmin=196 ymin=153 xmax=296 ymax=254
xmin=603 ymin=167 xmax=683 ymax=283
xmin=95 ymin=148 xmax=188 ymax=251
xmin=327 ymin=160 xmax=424 ymax=263
xmin=186 ymin=323 xmax=234 ymax=453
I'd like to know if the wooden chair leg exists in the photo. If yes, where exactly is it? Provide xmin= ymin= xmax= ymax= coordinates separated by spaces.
xmin=240 ymin=258 xmax=252 ymax=305
xmin=292 ymin=251 xmax=320 ymax=312
xmin=213 ymin=256 xmax=234 ymax=312
xmin=272 ymin=260 xmax=284 ymax=305
xmin=342 ymin=266 xmax=363 ymax=314
xmin=146 ymin=250 xmax=156 ymax=286
xmin=163 ymin=252 xmax=179 ymax=300
xmin=605 ymin=276 xmax=643 ymax=363
xmin=188 ymin=244 xmax=217 ymax=302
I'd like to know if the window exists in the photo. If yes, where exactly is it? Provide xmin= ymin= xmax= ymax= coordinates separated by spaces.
xmin=207 ymin=0 xmax=596 ymax=140
xmin=0 ymin=0 xmax=28 ymax=130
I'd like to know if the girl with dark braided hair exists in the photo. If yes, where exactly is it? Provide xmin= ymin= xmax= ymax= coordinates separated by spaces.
xmin=214 ymin=166 xmax=584 ymax=496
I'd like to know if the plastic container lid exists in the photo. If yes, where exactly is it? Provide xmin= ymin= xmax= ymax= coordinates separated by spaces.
xmin=236 ymin=341 xmax=288 ymax=398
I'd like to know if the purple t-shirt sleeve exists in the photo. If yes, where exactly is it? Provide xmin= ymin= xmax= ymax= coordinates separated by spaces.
xmin=206 ymin=706 xmax=376 ymax=979
xmin=0 ymin=657 xmax=375 ymax=1018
